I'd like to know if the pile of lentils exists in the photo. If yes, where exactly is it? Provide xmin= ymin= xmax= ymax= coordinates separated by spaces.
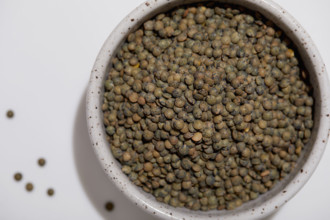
xmin=102 ymin=4 xmax=314 ymax=211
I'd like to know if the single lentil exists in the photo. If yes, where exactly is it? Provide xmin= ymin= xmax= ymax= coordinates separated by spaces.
xmin=47 ymin=188 xmax=55 ymax=196
xmin=38 ymin=158 xmax=46 ymax=167
xmin=14 ymin=172 xmax=23 ymax=181
xmin=105 ymin=202 xmax=115 ymax=211
xmin=6 ymin=110 xmax=14 ymax=118
xmin=26 ymin=183 xmax=34 ymax=192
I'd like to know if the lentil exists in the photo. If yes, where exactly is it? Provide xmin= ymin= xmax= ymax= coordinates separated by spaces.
xmin=6 ymin=110 xmax=14 ymax=118
xmin=14 ymin=172 xmax=23 ymax=181
xmin=38 ymin=158 xmax=46 ymax=167
xmin=26 ymin=183 xmax=34 ymax=192
xmin=105 ymin=202 xmax=115 ymax=211
xmin=103 ymin=4 xmax=314 ymax=211
xmin=47 ymin=188 xmax=55 ymax=196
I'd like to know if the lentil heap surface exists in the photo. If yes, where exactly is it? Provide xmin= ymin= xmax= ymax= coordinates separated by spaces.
xmin=102 ymin=5 xmax=313 ymax=211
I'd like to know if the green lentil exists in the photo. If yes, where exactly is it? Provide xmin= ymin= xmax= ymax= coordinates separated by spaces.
xmin=14 ymin=172 xmax=23 ymax=181
xmin=173 ymin=119 xmax=185 ymax=130
xmin=105 ymin=202 xmax=115 ymax=211
xmin=193 ymin=120 xmax=203 ymax=130
xmin=143 ymin=130 xmax=154 ymax=141
xmin=164 ymin=109 xmax=175 ymax=119
xmin=6 ymin=110 xmax=14 ymax=118
xmin=47 ymin=188 xmax=55 ymax=197
xmin=38 ymin=158 xmax=46 ymax=167
xmin=26 ymin=183 xmax=34 ymax=192
xmin=103 ymin=4 xmax=314 ymax=212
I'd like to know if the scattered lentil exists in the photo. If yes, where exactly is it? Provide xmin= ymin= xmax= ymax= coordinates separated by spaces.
xmin=47 ymin=188 xmax=55 ymax=196
xmin=26 ymin=183 xmax=34 ymax=192
xmin=105 ymin=201 xmax=115 ymax=211
xmin=6 ymin=110 xmax=14 ymax=118
xmin=14 ymin=172 xmax=22 ymax=181
xmin=38 ymin=158 xmax=46 ymax=167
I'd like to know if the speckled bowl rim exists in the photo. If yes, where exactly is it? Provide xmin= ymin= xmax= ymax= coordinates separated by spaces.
xmin=86 ymin=0 xmax=330 ymax=219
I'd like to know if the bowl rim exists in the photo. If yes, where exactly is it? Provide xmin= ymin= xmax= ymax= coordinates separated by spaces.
xmin=86 ymin=0 xmax=330 ymax=219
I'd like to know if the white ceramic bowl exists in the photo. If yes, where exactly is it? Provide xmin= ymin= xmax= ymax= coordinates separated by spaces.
xmin=86 ymin=0 xmax=330 ymax=219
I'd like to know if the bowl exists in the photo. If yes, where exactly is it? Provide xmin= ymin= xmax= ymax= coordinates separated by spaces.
xmin=86 ymin=0 xmax=330 ymax=219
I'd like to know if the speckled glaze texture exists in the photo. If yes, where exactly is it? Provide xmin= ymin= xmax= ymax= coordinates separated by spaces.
xmin=86 ymin=0 xmax=330 ymax=219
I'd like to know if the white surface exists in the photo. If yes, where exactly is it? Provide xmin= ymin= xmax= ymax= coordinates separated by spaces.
xmin=0 ymin=0 xmax=329 ymax=219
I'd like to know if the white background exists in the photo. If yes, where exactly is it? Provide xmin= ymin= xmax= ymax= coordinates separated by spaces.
xmin=0 ymin=0 xmax=329 ymax=219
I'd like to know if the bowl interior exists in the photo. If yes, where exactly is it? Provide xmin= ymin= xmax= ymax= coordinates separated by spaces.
xmin=87 ymin=0 xmax=329 ymax=219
